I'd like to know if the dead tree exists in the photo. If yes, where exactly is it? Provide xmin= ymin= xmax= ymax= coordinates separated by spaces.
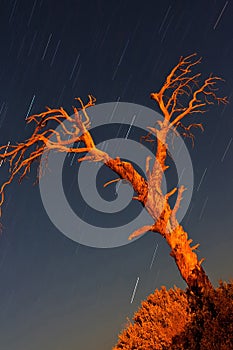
xmin=0 ymin=54 xmax=227 ymax=295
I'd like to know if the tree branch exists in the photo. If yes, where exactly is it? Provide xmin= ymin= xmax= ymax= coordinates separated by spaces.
xmin=0 ymin=96 xmax=149 ymax=217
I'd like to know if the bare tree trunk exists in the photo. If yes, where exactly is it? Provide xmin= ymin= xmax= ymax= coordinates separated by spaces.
xmin=166 ymin=224 xmax=212 ymax=293
xmin=105 ymin=150 xmax=213 ymax=294
xmin=133 ymin=123 xmax=213 ymax=295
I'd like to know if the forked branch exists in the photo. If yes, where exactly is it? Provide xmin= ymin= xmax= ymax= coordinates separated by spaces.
xmin=150 ymin=53 xmax=228 ymax=132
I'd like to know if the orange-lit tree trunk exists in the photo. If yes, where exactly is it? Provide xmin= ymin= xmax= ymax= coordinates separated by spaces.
xmin=0 ymin=55 xmax=227 ymax=295
xmin=152 ymin=125 xmax=212 ymax=294
xmin=127 ymin=120 xmax=213 ymax=294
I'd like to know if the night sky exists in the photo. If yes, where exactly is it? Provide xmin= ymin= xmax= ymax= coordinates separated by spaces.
xmin=0 ymin=0 xmax=233 ymax=349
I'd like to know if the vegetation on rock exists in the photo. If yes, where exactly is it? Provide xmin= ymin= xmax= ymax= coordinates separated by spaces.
xmin=114 ymin=282 xmax=233 ymax=349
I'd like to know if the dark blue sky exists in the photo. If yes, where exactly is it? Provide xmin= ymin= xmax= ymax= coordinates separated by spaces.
xmin=0 ymin=0 xmax=233 ymax=349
